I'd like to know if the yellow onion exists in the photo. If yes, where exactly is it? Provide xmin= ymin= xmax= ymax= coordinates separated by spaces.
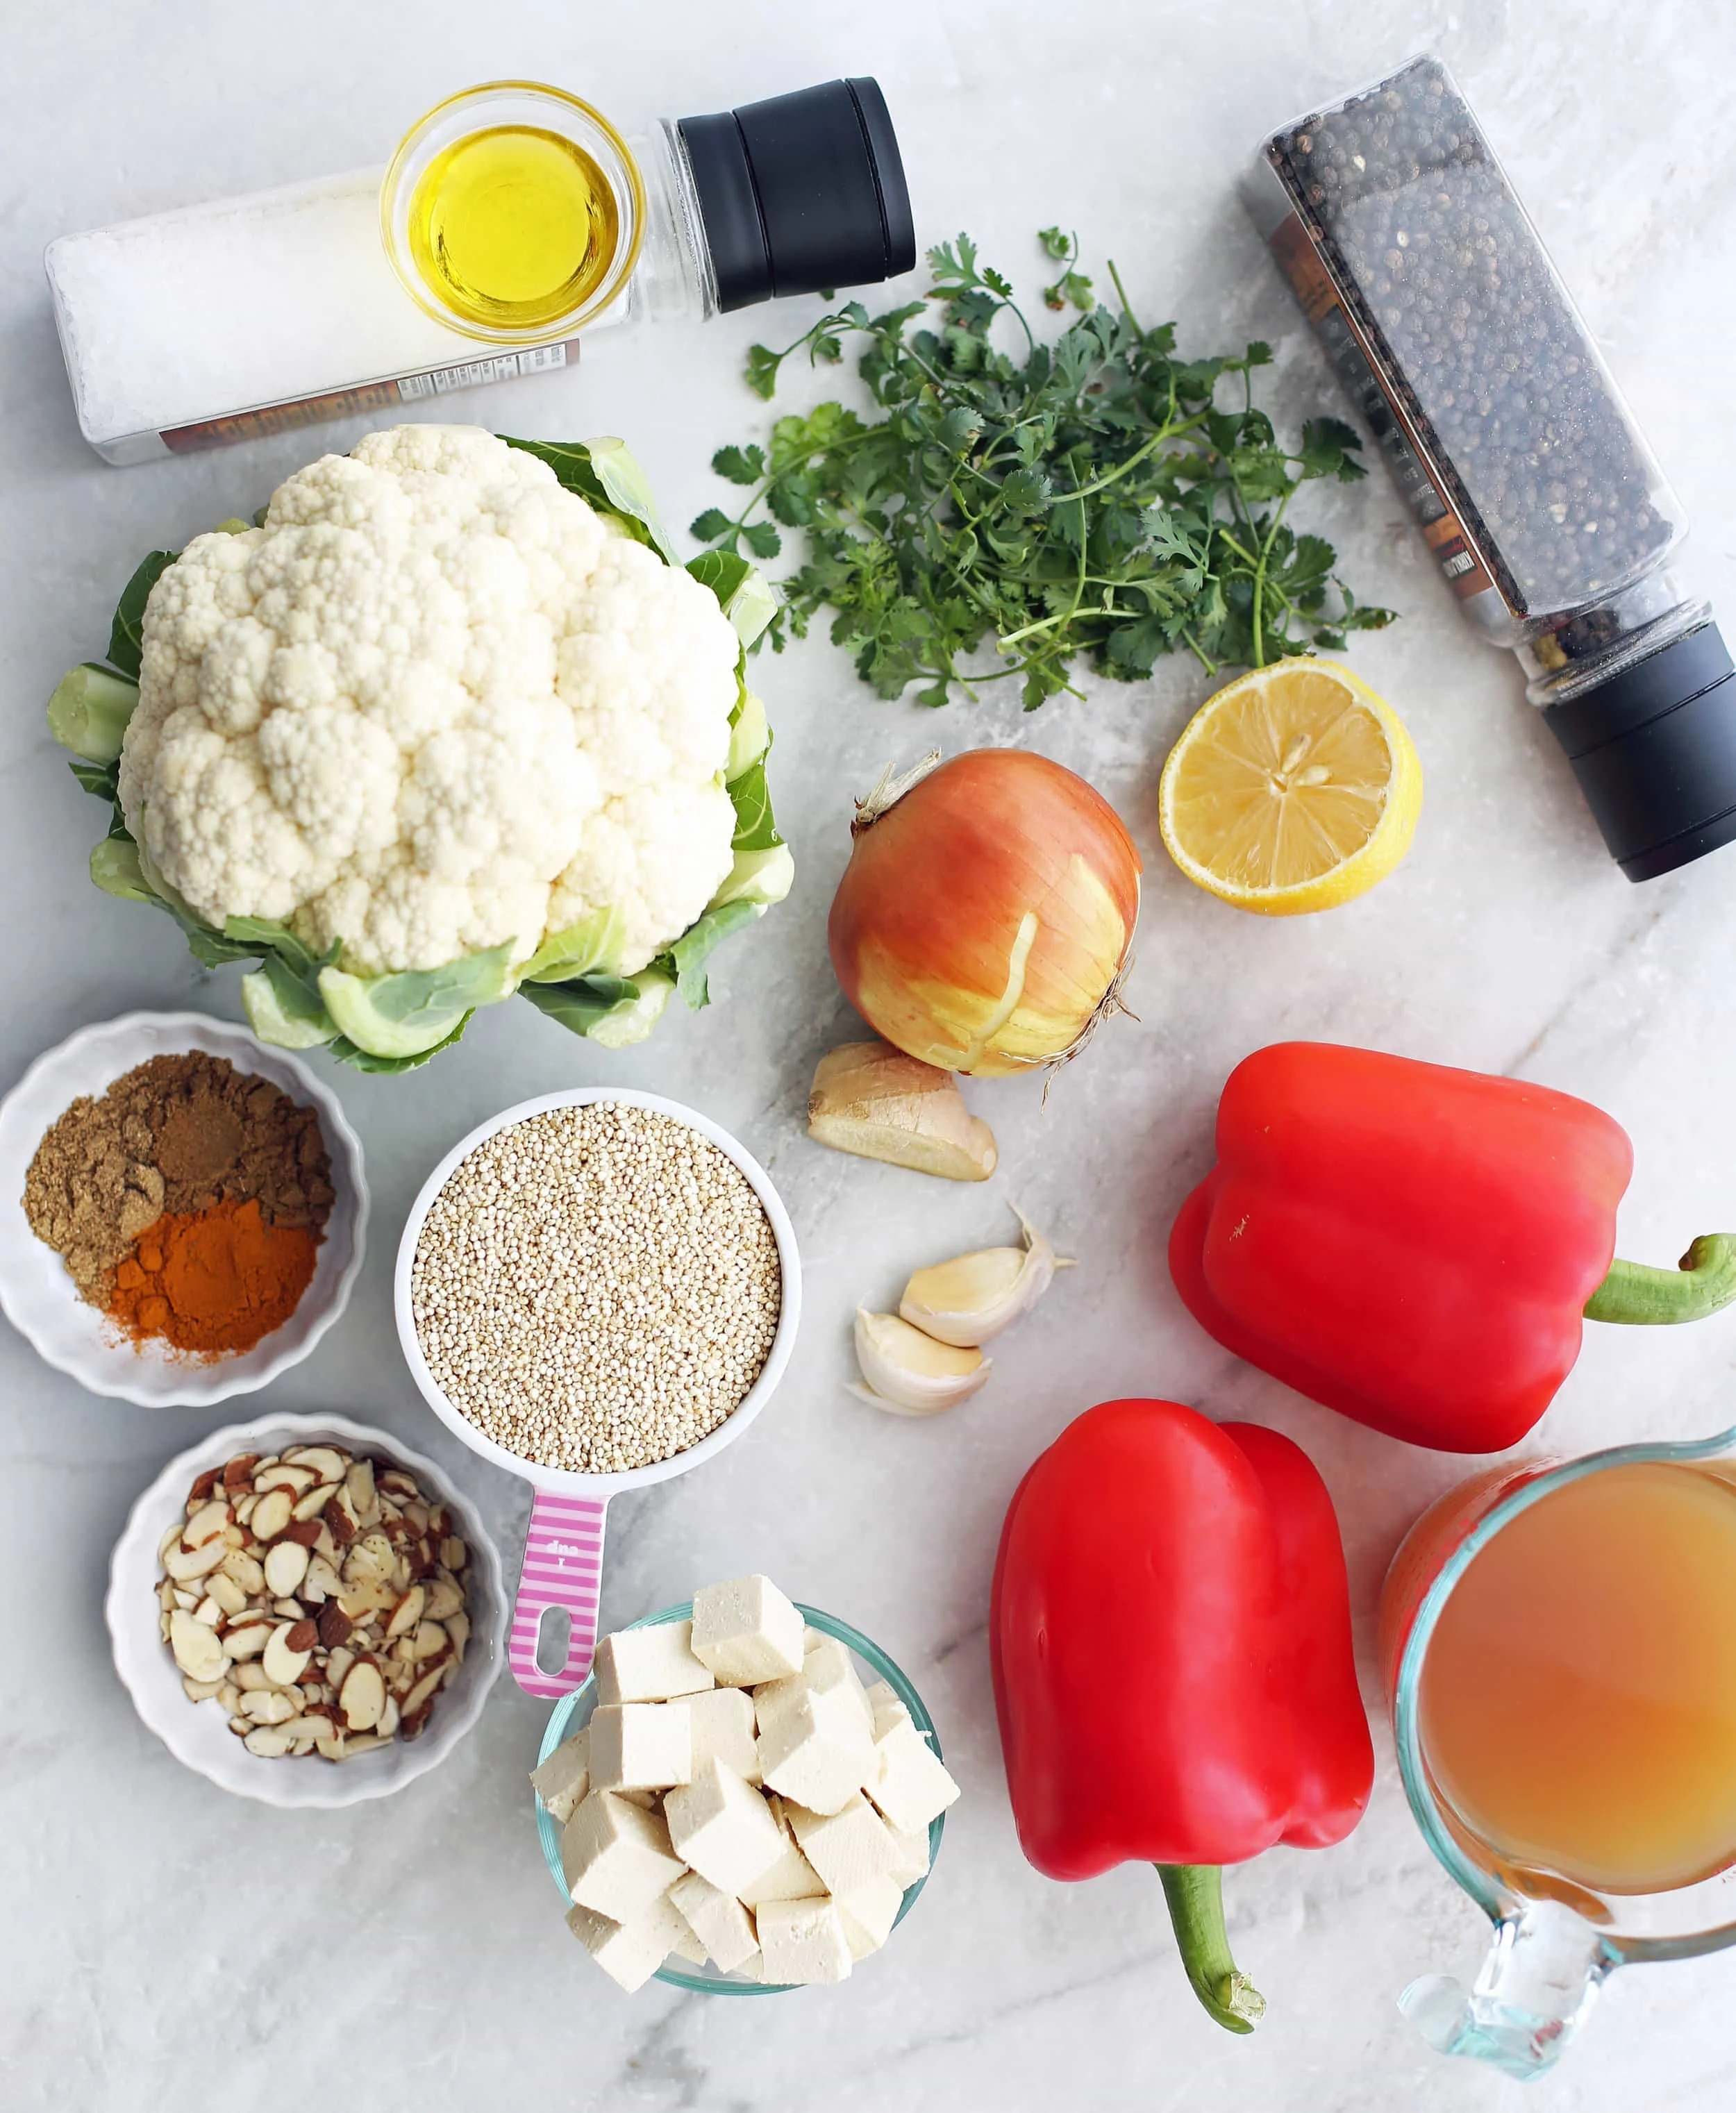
xmin=827 ymin=750 xmax=1141 ymax=1076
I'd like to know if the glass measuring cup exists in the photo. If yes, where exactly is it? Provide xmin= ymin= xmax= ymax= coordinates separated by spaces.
xmin=1382 ymin=1428 xmax=1736 ymax=2078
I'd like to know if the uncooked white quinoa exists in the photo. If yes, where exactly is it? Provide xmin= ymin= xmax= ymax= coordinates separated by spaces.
xmin=410 ymin=1103 xmax=783 ymax=1473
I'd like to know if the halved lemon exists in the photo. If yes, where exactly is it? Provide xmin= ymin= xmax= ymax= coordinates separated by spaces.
xmin=1158 ymin=659 xmax=1421 ymax=914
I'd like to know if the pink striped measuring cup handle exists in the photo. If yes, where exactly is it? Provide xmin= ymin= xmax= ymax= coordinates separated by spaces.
xmin=508 ymin=1490 xmax=608 ymax=1698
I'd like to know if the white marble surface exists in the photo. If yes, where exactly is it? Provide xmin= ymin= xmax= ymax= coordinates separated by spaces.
xmin=6 ymin=2 xmax=1736 ymax=2106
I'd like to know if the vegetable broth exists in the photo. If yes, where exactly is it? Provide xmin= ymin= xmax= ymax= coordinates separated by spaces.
xmin=1419 ymin=1462 xmax=1736 ymax=1894
xmin=407 ymin=124 xmax=619 ymax=330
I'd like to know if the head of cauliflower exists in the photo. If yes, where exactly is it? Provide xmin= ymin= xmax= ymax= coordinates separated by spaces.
xmin=117 ymin=426 xmax=743 ymax=982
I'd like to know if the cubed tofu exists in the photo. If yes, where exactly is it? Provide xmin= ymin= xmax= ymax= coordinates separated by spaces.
xmin=869 ymin=1720 xmax=962 ymax=1834
xmin=757 ymin=1685 xmax=875 ymax=1816
xmin=785 ymin=1793 xmax=904 ymax=1898
xmin=588 ymin=1701 xmax=693 ymax=1792
xmin=835 ymin=1872 xmax=905 ymax=1960
xmin=687 ymin=1686 xmax=760 ymax=1782
xmin=663 ymin=1760 xmax=786 ymax=1897
xmin=863 ymin=1679 xmax=912 ymax=1740
xmin=669 ymin=1869 xmax=761 ymax=1975
xmin=530 ymin=1727 xmax=591 ymax=1825
xmin=593 ymin=1620 xmax=715 ymax=1703
xmin=566 ymin=1892 xmax=692 ymax=1994
xmin=756 ymin=1897 xmax=853 ymax=1985
xmin=561 ymin=1790 xmax=688 ymax=1921
xmin=740 ymin=1794 xmax=827 ymax=1907
xmin=885 ymin=1821 xmax=932 ymax=1887
xmin=690 ymin=1575 xmax=806 ymax=1687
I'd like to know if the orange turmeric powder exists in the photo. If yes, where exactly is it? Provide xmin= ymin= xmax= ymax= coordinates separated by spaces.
xmin=107 ymin=1197 xmax=319 ymax=1358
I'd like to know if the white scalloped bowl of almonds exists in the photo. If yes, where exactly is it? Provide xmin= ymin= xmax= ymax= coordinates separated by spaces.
xmin=107 ymin=1412 xmax=505 ymax=1805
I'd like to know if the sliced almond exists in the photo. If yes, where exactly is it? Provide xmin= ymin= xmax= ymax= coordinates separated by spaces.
xmin=377 ymin=1694 xmax=401 ymax=1739
xmin=302 ymin=1555 xmax=341 ymax=1605
xmin=335 ymin=1733 xmax=390 ymax=1760
xmin=163 ymin=1537 xmax=228 ymax=1584
xmin=325 ymin=1646 xmax=356 ymax=1691
xmin=314 ymin=1521 xmax=338 ymax=1566
xmin=233 ymin=1662 xmax=276 ymax=1691
xmin=441 ymin=1537 xmax=467 ymax=1572
xmin=446 ymin=1609 xmax=470 ymax=1662
xmin=315 ymin=1730 xmax=348 ymax=1761
xmin=339 ymin=1659 xmax=386 ymax=1731
xmin=225 ymin=1629 xmax=271 ymax=1669
xmin=385 ymin=1585 xmax=426 ymax=1640
xmin=263 ymin=1542 xmax=311 ymax=1598
xmin=292 ymin=1483 xmax=338 ymax=1521
xmin=283 ymin=1516 xmax=324 ymax=1546
xmin=158 ymin=1522 xmax=183 ymax=1562
xmin=261 ymin=1621 xmax=312 ymax=1687
xmin=378 ymin=1469 xmax=418 ymax=1499
xmin=181 ymin=1673 xmax=226 ymax=1702
xmin=233 ymin=1492 xmax=258 ymax=1526
xmin=243 ymin=1726 xmax=295 ymax=1758
xmin=191 ymin=1595 xmax=224 ymax=1627
xmin=409 ymin=1619 xmax=448 ymax=1663
xmin=156 ymin=1576 xmax=176 ymax=1612
xmin=344 ymin=1458 xmax=376 ymax=1517
xmin=240 ymin=1688 xmax=297 ymax=1724
xmin=172 ymin=1586 xmax=199 ymax=1610
xmin=183 ymin=1499 xmax=231 ymax=1549
xmin=403 ymin=1501 xmax=431 ymax=1535
xmin=169 ymin=1610 xmax=228 ymax=1683
xmin=422 ymin=1576 xmax=464 ymax=1621
xmin=255 ymin=1462 xmax=317 ymax=1496
xmin=219 ymin=1548 xmax=266 ymax=1594
xmin=250 ymin=1489 xmax=294 ymax=1543
xmin=285 ymin=1446 xmax=349 ymax=1482
xmin=328 ymin=1488 xmax=360 ymax=1546
xmin=207 ymin=1571 xmax=248 ymax=1617
xmin=188 ymin=1467 xmax=222 ymax=1503
xmin=272 ymin=1598 xmax=306 ymax=1621
xmin=402 ymin=1664 xmax=446 ymax=1718
xmin=222 ymin=1454 xmax=259 ymax=1492
xmin=217 ymin=1681 xmax=241 ymax=1713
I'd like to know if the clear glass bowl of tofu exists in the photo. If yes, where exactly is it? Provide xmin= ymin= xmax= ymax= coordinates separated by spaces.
xmin=533 ymin=1597 xmax=949 ymax=1993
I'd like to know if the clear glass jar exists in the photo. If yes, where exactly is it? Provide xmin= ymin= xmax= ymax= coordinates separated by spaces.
xmin=1248 ymin=55 xmax=1736 ymax=881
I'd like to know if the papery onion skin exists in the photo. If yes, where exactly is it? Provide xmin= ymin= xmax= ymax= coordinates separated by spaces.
xmin=828 ymin=750 xmax=1142 ymax=1076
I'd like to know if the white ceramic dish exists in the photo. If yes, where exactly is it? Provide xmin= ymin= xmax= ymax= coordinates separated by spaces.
xmin=0 ymin=1011 xmax=366 ymax=1405
xmin=107 ymin=1412 xmax=505 ymax=1807
xmin=395 ymin=1089 xmax=801 ymax=1701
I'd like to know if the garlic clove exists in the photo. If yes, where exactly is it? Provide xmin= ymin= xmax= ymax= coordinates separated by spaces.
xmin=853 ymin=1309 xmax=990 ymax=1415
xmin=898 ymin=1206 xmax=1069 ymax=1346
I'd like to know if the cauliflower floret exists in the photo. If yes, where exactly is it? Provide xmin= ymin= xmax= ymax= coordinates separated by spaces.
xmin=117 ymin=426 xmax=741 ymax=978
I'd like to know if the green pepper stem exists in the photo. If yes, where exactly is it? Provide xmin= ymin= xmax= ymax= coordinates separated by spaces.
xmin=1155 ymin=1864 xmax=1266 ymax=2035
xmin=1584 ymin=1235 xmax=1736 ymax=1326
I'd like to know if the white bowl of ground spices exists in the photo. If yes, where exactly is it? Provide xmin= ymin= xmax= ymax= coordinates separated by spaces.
xmin=0 ymin=1012 xmax=366 ymax=1405
xmin=395 ymin=1090 xmax=801 ymax=1702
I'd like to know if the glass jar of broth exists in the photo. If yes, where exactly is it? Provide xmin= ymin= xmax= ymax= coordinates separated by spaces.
xmin=381 ymin=76 xmax=914 ymax=345
xmin=1246 ymin=54 xmax=1736 ymax=882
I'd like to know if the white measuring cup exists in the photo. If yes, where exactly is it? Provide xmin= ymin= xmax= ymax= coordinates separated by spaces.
xmin=394 ymin=1087 xmax=801 ymax=1699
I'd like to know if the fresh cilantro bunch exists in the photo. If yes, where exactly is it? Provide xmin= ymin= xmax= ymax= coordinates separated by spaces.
xmin=692 ymin=229 xmax=1395 ymax=709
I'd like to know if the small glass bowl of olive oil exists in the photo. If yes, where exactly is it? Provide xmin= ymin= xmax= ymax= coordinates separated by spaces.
xmin=381 ymin=82 xmax=645 ymax=343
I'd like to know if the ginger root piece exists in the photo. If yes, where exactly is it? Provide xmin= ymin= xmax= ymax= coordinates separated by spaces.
xmin=807 ymin=1039 xmax=997 ymax=1182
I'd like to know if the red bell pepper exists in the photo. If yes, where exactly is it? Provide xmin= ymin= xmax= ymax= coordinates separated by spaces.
xmin=990 ymin=1397 xmax=1371 ymax=2033
xmin=1170 ymin=1042 xmax=1736 ymax=1454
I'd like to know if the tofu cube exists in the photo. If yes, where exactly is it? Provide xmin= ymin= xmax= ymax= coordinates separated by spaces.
xmin=669 ymin=1869 xmax=761 ymax=1975
xmin=756 ymin=1897 xmax=853 ymax=1985
xmin=588 ymin=1701 xmax=692 ymax=1792
xmin=785 ymin=1793 xmax=904 ymax=1898
xmin=687 ymin=1686 xmax=760 ymax=1782
xmin=869 ymin=1721 xmax=962 ymax=1834
xmin=530 ymin=1727 xmax=590 ymax=1824
xmin=835 ymin=1873 xmax=905 ymax=1960
xmin=740 ymin=1794 xmax=827 ymax=1907
xmin=593 ymin=1620 xmax=715 ymax=1703
xmin=885 ymin=1821 xmax=931 ymax=1887
xmin=863 ymin=1679 xmax=912 ymax=1739
xmin=663 ymin=1760 xmax=786 ymax=1897
xmin=566 ymin=1892 xmax=691 ymax=1994
xmin=667 ymin=1919 xmax=708 ymax=1967
xmin=753 ymin=1638 xmax=869 ymax=1740
xmin=561 ymin=1790 xmax=688 ymax=1921
xmin=690 ymin=1575 xmax=806 ymax=1687
xmin=757 ymin=1685 xmax=875 ymax=1816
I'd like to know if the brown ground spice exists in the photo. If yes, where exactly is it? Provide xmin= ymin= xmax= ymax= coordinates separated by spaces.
xmin=22 ymin=1051 xmax=334 ymax=1348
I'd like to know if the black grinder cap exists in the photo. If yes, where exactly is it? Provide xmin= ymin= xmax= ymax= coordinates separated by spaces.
xmin=678 ymin=78 xmax=915 ymax=312
xmin=1543 ymin=621 xmax=1736 ymax=881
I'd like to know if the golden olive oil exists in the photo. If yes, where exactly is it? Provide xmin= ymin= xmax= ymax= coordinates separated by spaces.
xmin=407 ymin=124 xmax=620 ymax=330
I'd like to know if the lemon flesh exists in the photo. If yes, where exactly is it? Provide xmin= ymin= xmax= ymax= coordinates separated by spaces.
xmin=1159 ymin=660 xmax=1420 ymax=914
